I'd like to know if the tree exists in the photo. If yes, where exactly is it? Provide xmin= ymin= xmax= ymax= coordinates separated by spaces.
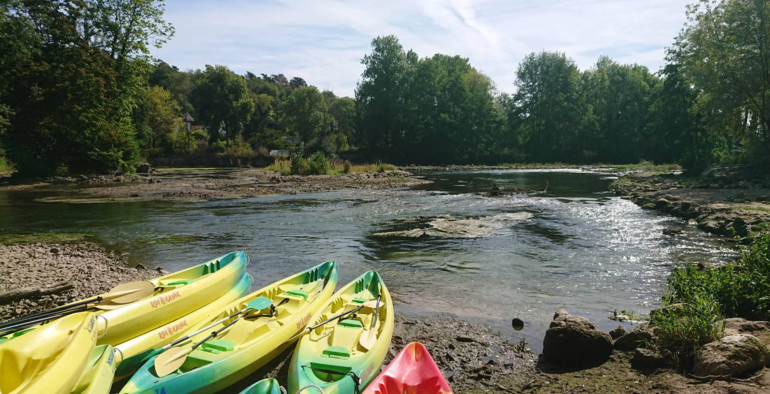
xmin=670 ymin=0 xmax=770 ymax=166
xmin=513 ymin=51 xmax=583 ymax=162
xmin=280 ymin=86 xmax=325 ymax=148
xmin=190 ymin=65 xmax=255 ymax=147
xmin=356 ymin=36 xmax=413 ymax=154
xmin=134 ymin=85 xmax=182 ymax=153
xmin=582 ymin=57 xmax=657 ymax=163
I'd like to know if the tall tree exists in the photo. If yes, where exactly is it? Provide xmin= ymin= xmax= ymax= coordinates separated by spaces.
xmin=513 ymin=51 xmax=583 ymax=162
xmin=190 ymin=65 xmax=255 ymax=147
xmin=670 ymin=0 xmax=770 ymax=165
xmin=356 ymin=35 xmax=412 ymax=154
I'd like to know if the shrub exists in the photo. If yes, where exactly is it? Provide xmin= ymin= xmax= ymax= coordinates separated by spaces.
xmin=343 ymin=160 xmax=352 ymax=174
xmin=307 ymin=152 xmax=330 ymax=175
xmin=290 ymin=154 xmax=308 ymax=175
xmin=652 ymin=295 xmax=724 ymax=362
xmin=664 ymin=229 xmax=770 ymax=320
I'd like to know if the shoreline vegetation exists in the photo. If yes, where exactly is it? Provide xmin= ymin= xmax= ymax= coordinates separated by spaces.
xmin=2 ymin=164 xmax=770 ymax=392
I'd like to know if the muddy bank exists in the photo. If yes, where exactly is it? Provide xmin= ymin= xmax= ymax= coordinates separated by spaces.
xmin=0 ymin=242 xmax=160 ymax=321
xmin=1 ymin=168 xmax=430 ymax=202
xmin=612 ymin=169 xmax=770 ymax=238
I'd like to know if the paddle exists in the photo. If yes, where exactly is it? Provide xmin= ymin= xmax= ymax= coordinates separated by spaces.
xmin=359 ymin=284 xmax=382 ymax=350
xmin=282 ymin=300 xmax=378 ymax=346
xmin=153 ymin=296 xmax=274 ymax=377
xmin=0 ymin=281 xmax=154 ymax=332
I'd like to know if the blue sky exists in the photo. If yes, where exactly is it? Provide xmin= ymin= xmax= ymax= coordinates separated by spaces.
xmin=151 ymin=0 xmax=693 ymax=97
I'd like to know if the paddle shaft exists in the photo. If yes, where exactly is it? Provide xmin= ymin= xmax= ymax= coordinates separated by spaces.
xmin=0 ymin=297 xmax=100 ymax=330
xmin=162 ymin=310 xmax=245 ymax=351
xmin=284 ymin=304 xmax=365 ymax=345
xmin=0 ymin=304 xmax=92 ymax=336
xmin=370 ymin=286 xmax=382 ymax=330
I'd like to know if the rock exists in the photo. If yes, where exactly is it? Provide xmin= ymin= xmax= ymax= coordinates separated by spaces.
xmin=720 ymin=318 xmax=770 ymax=336
xmin=631 ymin=348 xmax=669 ymax=369
xmin=733 ymin=217 xmax=749 ymax=237
xmin=614 ymin=326 xmax=655 ymax=351
xmin=136 ymin=163 xmax=151 ymax=174
xmin=662 ymin=227 xmax=682 ymax=236
xmin=609 ymin=326 xmax=626 ymax=340
xmin=542 ymin=309 xmax=613 ymax=367
xmin=693 ymin=334 xmax=766 ymax=378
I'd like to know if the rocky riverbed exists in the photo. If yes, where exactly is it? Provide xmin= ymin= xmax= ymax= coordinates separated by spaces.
xmin=611 ymin=167 xmax=770 ymax=238
xmin=1 ymin=168 xmax=430 ymax=202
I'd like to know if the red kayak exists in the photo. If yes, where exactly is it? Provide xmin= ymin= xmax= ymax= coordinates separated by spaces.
xmin=363 ymin=342 xmax=453 ymax=394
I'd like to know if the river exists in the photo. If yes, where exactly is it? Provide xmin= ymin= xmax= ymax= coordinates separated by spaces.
xmin=0 ymin=169 xmax=738 ymax=350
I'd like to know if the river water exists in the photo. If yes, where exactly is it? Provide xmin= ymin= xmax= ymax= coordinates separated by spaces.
xmin=0 ymin=170 xmax=738 ymax=350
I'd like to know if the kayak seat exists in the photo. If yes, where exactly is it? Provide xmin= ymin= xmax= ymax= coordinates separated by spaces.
xmin=183 ymin=339 xmax=235 ymax=369
xmin=352 ymin=297 xmax=369 ymax=304
xmin=309 ymin=359 xmax=353 ymax=382
xmin=284 ymin=289 xmax=309 ymax=300
xmin=322 ymin=346 xmax=350 ymax=359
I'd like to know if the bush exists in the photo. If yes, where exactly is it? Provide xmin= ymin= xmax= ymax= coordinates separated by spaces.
xmin=664 ymin=229 xmax=770 ymax=320
xmin=307 ymin=152 xmax=330 ymax=175
xmin=343 ymin=160 xmax=352 ymax=174
xmin=652 ymin=295 xmax=724 ymax=362
xmin=290 ymin=154 xmax=308 ymax=175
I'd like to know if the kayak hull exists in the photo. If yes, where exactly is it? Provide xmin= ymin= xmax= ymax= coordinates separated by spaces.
xmin=96 ymin=251 xmax=249 ymax=346
xmin=71 ymin=344 xmax=120 ymax=394
xmin=363 ymin=342 xmax=452 ymax=394
xmin=238 ymin=378 xmax=283 ymax=394
xmin=114 ymin=272 xmax=252 ymax=380
xmin=288 ymin=271 xmax=394 ymax=394
xmin=120 ymin=261 xmax=338 ymax=394
xmin=0 ymin=312 xmax=99 ymax=394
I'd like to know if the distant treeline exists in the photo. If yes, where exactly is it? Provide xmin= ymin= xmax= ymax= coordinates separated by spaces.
xmin=0 ymin=0 xmax=768 ymax=176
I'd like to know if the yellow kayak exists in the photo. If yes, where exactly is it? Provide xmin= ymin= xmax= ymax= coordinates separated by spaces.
xmin=112 ymin=272 xmax=252 ymax=380
xmin=0 ymin=312 xmax=101 ymax=394
xmin=288 ymin=271 xmax=394 ymax=394
xmin=70 ymin=345 xmax=119 ymax=394
xmin=121 ymin=261 xmax=338 ymax=394
xmin=94 ymin=251 xmax=249 ymax=346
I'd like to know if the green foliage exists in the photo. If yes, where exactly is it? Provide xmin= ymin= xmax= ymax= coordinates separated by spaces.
xmin=652 ymin=295 xmax=725 ymax=361
xmin=307 ymin=152 xmax=330 ymax=175
xmin=191 ymin=65 xmax=255 ymax=147
xmin=134 ymin=86 xmax=183 ymax=154
xmin=664 ymin=230 xmax=770 ymax=320
xmin=290 ymin=154 xmax=308 ymax=175
xmin=343 ymin=160 xmax=352 ymax=174
xmin=670 ymin=0 xmax=770 ymax=169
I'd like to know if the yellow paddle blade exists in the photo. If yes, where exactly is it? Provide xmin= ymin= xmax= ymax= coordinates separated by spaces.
xmin=100 ymin=281 xmax=155 ymax=305
xmin=362 ymin=300 xmax=379 ymax=309
xmin=359 ymin=329 xmax=377 ymax=350
xmin=154 ymin=346 xmax=192 ymax=377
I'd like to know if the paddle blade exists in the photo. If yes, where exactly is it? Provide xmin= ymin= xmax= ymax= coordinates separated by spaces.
xmin=360 ymin=330 xmax=377 ymax=350
xmin=102 ymin=281 xmax=155 ymax=304
xmin=154 ymin=347 xmax=192 ymax=377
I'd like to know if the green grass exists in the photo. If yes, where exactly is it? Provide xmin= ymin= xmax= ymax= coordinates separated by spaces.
xmin=266 ymin=157 xmax=399 ymax=176
xmin=653 ymin=229 xmax=770 ymax=364
xmin=0 ymin=232 xmax=95 ymax=245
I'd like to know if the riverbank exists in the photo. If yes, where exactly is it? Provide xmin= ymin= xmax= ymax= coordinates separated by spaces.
xmin=611 ymin=166 xmax=770 ymax=238
xmin=0 ymin=167 xmax=430 ymax=202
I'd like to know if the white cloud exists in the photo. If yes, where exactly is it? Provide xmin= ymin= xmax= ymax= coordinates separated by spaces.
xmin=152 ymin=0 xmax=691 ymax=97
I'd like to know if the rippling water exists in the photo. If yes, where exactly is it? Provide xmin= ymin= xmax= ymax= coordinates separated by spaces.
xmin=0 ymin=170 xmax=738 ymax=350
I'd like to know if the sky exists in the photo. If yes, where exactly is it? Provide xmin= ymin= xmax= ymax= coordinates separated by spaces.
xmin=151 ymin=0 xmax=693 ymax=98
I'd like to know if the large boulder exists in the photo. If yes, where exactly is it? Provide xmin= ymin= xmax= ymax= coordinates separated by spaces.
xmin=542 ymin=309 xmax=613 ymax=367
xmin=692 ymin=334 xmax=766 ymax=377
xmin=631 ymin=348 xmax=670 ymax=370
